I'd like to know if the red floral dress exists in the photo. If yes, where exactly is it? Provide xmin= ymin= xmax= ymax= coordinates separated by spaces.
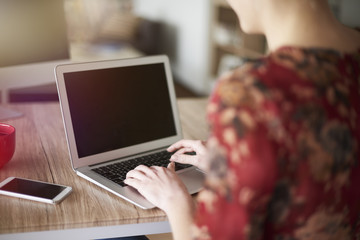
xmin=194 ymin=47 xmax=360 ymax=240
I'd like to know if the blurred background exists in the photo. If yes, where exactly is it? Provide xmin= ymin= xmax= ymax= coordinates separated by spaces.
xmin=0 ymin=0 xmax=359 ymax=103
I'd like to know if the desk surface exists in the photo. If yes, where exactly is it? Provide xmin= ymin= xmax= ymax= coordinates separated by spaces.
xmin=0 ymin=98 xmax=208 ymax=237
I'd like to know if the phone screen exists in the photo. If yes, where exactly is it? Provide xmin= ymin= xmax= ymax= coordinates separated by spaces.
xmin=0 ymin=178 xmax=67 ymax=199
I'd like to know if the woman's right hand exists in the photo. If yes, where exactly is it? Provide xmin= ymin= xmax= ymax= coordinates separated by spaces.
xmin=167 ymin=139 xmax=208 ymax=172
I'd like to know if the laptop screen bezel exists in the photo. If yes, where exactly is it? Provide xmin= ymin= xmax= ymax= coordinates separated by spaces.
xmin=55 ymin=55 xmax=183 ymax=169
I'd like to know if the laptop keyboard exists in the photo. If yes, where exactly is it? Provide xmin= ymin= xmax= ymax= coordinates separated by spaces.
xmin=92 ymin=150 xmax=192 ymax=187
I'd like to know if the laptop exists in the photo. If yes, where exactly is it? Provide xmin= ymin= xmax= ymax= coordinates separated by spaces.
xmin=55 ymin=55 xmax=205 ymax=209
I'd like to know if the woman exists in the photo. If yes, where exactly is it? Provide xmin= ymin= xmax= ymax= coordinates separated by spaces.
xmin=125 ymin=0 xmax=360 ymax=239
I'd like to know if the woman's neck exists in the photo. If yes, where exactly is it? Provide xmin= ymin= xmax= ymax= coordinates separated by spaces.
xmin=263 ymin=0 xmax=360 ymax=53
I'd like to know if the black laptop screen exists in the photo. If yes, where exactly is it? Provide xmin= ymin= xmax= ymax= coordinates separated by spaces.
xmin=64 ymin=63 xmax=177 ymax=158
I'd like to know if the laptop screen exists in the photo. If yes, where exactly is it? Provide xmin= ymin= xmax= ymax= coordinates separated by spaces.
xmin=63 ymin=63 xmax=177 ymax=158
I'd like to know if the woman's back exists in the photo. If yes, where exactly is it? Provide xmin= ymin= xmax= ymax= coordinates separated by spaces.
xmin=195 ymin=46 xmax=360 ymax=239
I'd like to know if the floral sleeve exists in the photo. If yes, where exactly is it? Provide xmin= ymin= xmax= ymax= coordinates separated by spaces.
xmin=193 ymin=64 xmax=281 ymax=239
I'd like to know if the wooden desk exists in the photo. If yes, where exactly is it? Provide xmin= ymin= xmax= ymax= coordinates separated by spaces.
xmin=0 ymin=98 xmax=209 ymax=240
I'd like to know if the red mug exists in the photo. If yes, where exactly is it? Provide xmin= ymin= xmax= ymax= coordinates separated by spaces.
xmin=0 ymin=123 xmax=15 ymax=169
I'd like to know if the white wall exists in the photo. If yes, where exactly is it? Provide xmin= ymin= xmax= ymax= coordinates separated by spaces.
xmin=133 ymin=0 xmax=211 ymax=95
xmin=340 ymin=0 xmax=360 ymax=27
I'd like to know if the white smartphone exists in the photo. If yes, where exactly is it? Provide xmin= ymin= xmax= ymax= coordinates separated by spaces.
xmin=0 ymin=177 xmax=72 ymax=204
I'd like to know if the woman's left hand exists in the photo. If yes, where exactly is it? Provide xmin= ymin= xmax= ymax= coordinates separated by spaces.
xmin=124 ymin=162 xmax=192 ymax=213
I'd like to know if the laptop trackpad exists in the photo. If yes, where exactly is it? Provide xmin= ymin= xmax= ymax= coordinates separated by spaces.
xmin=178 ymin=168 xmax=205 ymax=194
